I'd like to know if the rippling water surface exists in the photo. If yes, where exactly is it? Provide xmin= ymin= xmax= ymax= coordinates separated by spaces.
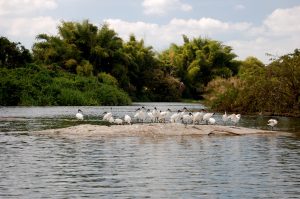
xmin=1 ymin=103 xmax=300 ymax=198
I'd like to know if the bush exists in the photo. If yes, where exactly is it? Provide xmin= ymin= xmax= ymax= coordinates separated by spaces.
xmin=98 ymin=72 xmax=118 ymax=86
xmin=95 ymin=84 xmax=131 ymax=105
xmin=210 ymin=88 xmax=239 ymax=111
xmin=0 ymin=65 xmax=132 ymax=106
xmin=57 ymin=88 xmax=86 ymax=105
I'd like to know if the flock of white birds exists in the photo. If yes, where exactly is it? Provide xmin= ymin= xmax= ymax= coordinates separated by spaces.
xmin=76 ymin=107 xmax=278 ymax=130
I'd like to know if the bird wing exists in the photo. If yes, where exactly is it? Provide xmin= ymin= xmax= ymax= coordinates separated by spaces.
xmin=228 ymin=114 xmax=236 ymax=120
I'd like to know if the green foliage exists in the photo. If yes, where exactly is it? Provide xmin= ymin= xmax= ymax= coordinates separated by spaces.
xmin=32 ymin=20 xmax=124 ymax=77
xmin=0 ymin=64 xmax=131 ymax=106
xmin=4 ymin=21 xmax=299 ymax=114
xmin=205 ymin=50 xmax=300 ymax=116
xmin=204 ymin=77 xmax=240 ymax=111
xmin=32 ymin=20 xmax=180 ymax=101
xmin=0 ymin=36 xmax=32 ymax=68
xmin=150 ymin=75 xmax=182 ymax=102
xmin=211 ymin=88 xmax=239 ymax=111
xmin=98 ymin=72 xmax=118 ymax=86
xmin=160 ymin=35 xmax=239 ymax=99
xmin=64 ymin=59 xmax=78 ymax=73
xmin=95 ymin=84 xmax=131 ymax=105
xmin=76 ymin=60 xmax=93 ymax=76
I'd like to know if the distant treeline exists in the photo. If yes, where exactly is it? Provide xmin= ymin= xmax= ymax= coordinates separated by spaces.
xmin=0 ymin=20 xmax=299 ymax=116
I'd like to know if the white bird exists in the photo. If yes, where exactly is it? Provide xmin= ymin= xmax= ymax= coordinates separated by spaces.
xmin=124 ymin=115 xmax=131 ymax=125
xmin=108 ymin=116 xmax=114 ymax=124
xmin=114 ymin=118 xmax=123 ymax=125
xmin=192 ymin=110 xmax=205 ymax=125
xmin=181 ymin=113 xmax=193 ymax=126
xmin=76 ymin=109 xmax=84 ymax=120
xmin=159 ymin=108 xmax=171 ymax=123
xmin=147 ymin=109 xmax=155 ymax=123
xmin=203 ymin=112 xmax=214 ymax=124
xmin=134 ymin=107 xmax=146 ymax=123
xmin=180 ymin=107 xmax=188 ymax=117
xmin=152 ymin=107 xmax=160 ymax=122
xmin=103 ymin=112 xmax=113 ymax=121
xmin=170 ymin=110 xmax=182 ymax=123
xmin=267 ymin=119 xmax=278 ymax=130
xmin=222 ymin=111 xmax=229 ymax=125
xmin=208 ymin=117 xmax=216 ymax=125
xmin=228 ymin=114 xmax=241 ymax=126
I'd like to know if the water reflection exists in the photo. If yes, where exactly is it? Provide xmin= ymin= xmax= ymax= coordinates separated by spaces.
xmin=0 ymin=103 xmax=300 ymax=197
xmin=0 ymin=103 xmax=300 ymax=133
xmin=0 ymin=134 xmax=299 ymax=198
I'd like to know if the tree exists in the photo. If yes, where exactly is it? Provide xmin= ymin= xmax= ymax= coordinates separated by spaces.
xmin=33 ymin=21 xmax=127 ymax=78
xmin=0 ymin=36 xmax=32 ymax=68
xmin=268 ymin=49 xmax=300 ymax=111
xmin=122 ymin=35 xmax=158 ymax=99
xmin=160 ymin=35 xmax=239 ymax=99
xmin=205 ymin=50 xmax=300 ymax=116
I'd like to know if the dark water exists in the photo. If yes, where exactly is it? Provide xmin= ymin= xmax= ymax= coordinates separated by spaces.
xmin=1 ymin=103 xmax=300 ymax=198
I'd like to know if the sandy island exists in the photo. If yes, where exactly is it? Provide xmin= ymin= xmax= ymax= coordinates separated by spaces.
xmin=34 ymin=123 xmax=286 ymax=138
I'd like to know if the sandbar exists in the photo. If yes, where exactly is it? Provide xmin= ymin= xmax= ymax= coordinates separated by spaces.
xmin=33 ymin=123 xmax=285 ymax=138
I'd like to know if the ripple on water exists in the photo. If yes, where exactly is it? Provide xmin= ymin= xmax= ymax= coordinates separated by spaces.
xmin=1 ymin=104 xmax=300 ymax=198
xmin=0 ymin=133 xmax=299 ymax=198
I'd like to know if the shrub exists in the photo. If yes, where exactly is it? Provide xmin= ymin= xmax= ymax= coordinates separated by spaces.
xmin=98 ymin=72 xmax=118 ymax=86
xmin=95 ymin=84 xmax=131 ymax=105
xmin=0 ymin=65 xmax=132 ymax=106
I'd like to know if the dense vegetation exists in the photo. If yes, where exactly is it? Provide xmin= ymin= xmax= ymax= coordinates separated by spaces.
xmin=205 ymin=51 xmax=300 ymax=116
xmin=0 ymin=20 xmax=299 ymax=116
xmin=0 ymin=64 xmax=131 ymax=106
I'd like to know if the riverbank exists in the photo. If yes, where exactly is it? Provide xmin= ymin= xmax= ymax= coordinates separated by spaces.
xmin=34 ymin=123 xmax=286 ymax=138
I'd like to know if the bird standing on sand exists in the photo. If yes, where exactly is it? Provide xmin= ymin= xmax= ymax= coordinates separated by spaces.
xmin=124 ymin=115 xmax=131 ymax=125
xmin=114 ymin=118 xmax=123 ymax=125
xmin=181 ymin=112 xmax=193 ymax=126
xmin=203 ymin=112 xmax=214 ymax=124
xmin=222 ymin=111 xmax=229 ymax=125
xmin=108 ymin=116 xmax=115 ymax=124
xmin=208 ymin=117 xmax=216 ymax=125
xmin=170 ymin=110 xmax=182 ymax=123
xmin=159 ymin=109 xmax=171 ymax=123
xmin=228 ymin=114 xmax=241 ymax=126
xmin=147 ymin=109 xmax=155 ymax=123
xmin=192 ymin=109 xmax=205 ymax=125
xmin=103 ymin=112 xmax=113 ymax=121
xmin=134 ymin=107 xmax=146 ymax=123
xmin=152 ymin=107 xmax=160 ymax=122
xmin=76 ymin=109 xmax=84 ymax=120
xmin=267 ymin=119 xmax=278 ymax=130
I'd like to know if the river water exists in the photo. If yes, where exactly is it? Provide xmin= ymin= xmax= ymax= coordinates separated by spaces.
xmin=1 ymin=103 xmax=300 ymax=198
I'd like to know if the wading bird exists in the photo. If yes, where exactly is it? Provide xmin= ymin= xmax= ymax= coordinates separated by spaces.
xmin=228 ymin=114 xmax=241 ymax=126
xmin=76 ymin=109 xmax=84 ymax=120
xmin=147 ymin=109 xmax=155 ymax=123
xmin=193 ymin=109 xmax=205 ymax=125
xmin=181 ymin=112 xmax=193 ymax=127
xmin=103 ymin=112 xmax=113 ymax=121
xmin=222 ymin=111 xmax=229 ymax=125
xmin=208 ymin=117 xmax=216 ymax=125
xmin=152 ymin=107 xmax=160 ymax=122
xmin=124 ymin=115 xmax=131 ymax=125
xmin=159 ymin=109 xmax=171 ymax=123
xmin=267 ymin=119 xmax=278 ymax=130
xmin=203 ymin=111 xmax=215 ymax=124
xmin=108 ymin=116 xmax=114 ymax=124
xmin=170 ymin=110 xmax=182 ymax=123
xmin=114 ymin=118 xmax=123 ymax=125
xmin=134 ymin=107 xmax=146 ymax=123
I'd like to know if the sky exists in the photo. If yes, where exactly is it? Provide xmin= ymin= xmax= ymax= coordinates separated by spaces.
xmin=1 ymin=0 xmax=300 ymax=63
